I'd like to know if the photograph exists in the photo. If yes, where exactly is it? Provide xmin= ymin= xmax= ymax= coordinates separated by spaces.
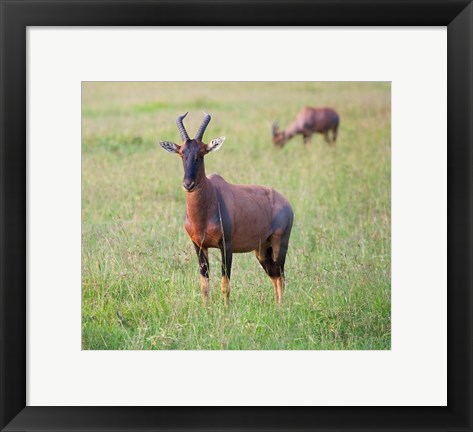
xmin=2 ymin=0 xmax=471 ymax=428
xmin=82 ymin=82 xmax=391 ymax=350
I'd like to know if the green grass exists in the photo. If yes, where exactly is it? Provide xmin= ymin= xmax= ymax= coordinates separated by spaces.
xmin=82 ymin=82 xmax=391 ymax=350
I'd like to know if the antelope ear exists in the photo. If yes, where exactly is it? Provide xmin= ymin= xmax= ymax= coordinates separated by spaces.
xmin=206 ymin=136 xmax=225 ymax=153
xmin=159 ymin=141 xmax=180 ymax=154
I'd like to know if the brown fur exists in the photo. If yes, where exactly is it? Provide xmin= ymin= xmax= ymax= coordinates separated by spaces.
xmin=185 ymin=173 xmax=289 ymax=252
xmin=273 ymin=106 xmax=340 ymax=147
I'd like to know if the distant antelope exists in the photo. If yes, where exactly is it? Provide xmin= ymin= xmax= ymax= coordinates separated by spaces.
xmin=272 ymin=106 xmax=340 ymax=147
xmin=160 ymin=113 xmax=294 ymax=306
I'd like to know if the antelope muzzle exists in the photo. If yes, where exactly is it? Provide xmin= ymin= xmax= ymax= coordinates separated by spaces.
xmin=182 ymin=178 xmax=196 ymax=192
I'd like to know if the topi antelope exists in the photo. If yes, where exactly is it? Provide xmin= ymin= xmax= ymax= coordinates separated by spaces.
xmin=272 ymin=106 xmax=340 ymax=147
xmin=159 ymin=113 xmax=294 ymax=306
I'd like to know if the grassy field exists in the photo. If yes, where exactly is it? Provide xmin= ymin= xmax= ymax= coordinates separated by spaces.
xmin=82 ymin=82 xmax=391 ymax=350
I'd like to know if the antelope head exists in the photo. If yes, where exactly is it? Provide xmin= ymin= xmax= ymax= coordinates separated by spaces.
xmin=272 ymin=122 xmax=286 ymax=147
xmin=160 ymin=113 xmax=225 ymax=192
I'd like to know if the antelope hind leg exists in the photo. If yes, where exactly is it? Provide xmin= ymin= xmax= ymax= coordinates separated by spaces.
xmin=255 ymin=245 xmax=282 ymax=304
xmin=271 ymin=232 xmax=290 ymax=305
xmin=331 ymin=128 xmax=337 ymax=144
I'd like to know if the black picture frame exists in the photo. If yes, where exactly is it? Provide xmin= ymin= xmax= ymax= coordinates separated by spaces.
xmin=1 ymin=1 xmax=472 ymax=431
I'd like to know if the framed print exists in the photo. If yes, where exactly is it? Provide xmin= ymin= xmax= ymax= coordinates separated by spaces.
xmin=1 ymin=1 xmax=472 ymax=431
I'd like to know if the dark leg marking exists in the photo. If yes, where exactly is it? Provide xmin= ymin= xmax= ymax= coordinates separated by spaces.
xmin=256 ymin=246 xmax=281 ymax=278
xmin=193 ymin=242 xmax=209 ymax=277
xmin=256 ymin=229 xmax=291 ymax=304
xmin=255 ymin=244 xmax=283 ymax=303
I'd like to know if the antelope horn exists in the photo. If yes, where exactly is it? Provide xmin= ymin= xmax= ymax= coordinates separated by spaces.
xmin=176 ymin=112 xmax=190 ymax=141
xmin=195 ymin=113 xmax=211 ymax=141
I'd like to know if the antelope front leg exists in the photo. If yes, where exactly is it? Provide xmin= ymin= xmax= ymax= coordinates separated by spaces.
xmin=193 ymin=243 xmax=209 ymax=306
xmin=303 ymin=133 xmax=312 ymax=146
xmin=220 ymin=243 xmax=232 ymax=307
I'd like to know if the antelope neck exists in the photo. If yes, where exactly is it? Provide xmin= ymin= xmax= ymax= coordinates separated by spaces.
xmin=185 ymin=168 xmax=215 ymax=227
xmin=283 ymin=129 xmax=295 ymax=141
